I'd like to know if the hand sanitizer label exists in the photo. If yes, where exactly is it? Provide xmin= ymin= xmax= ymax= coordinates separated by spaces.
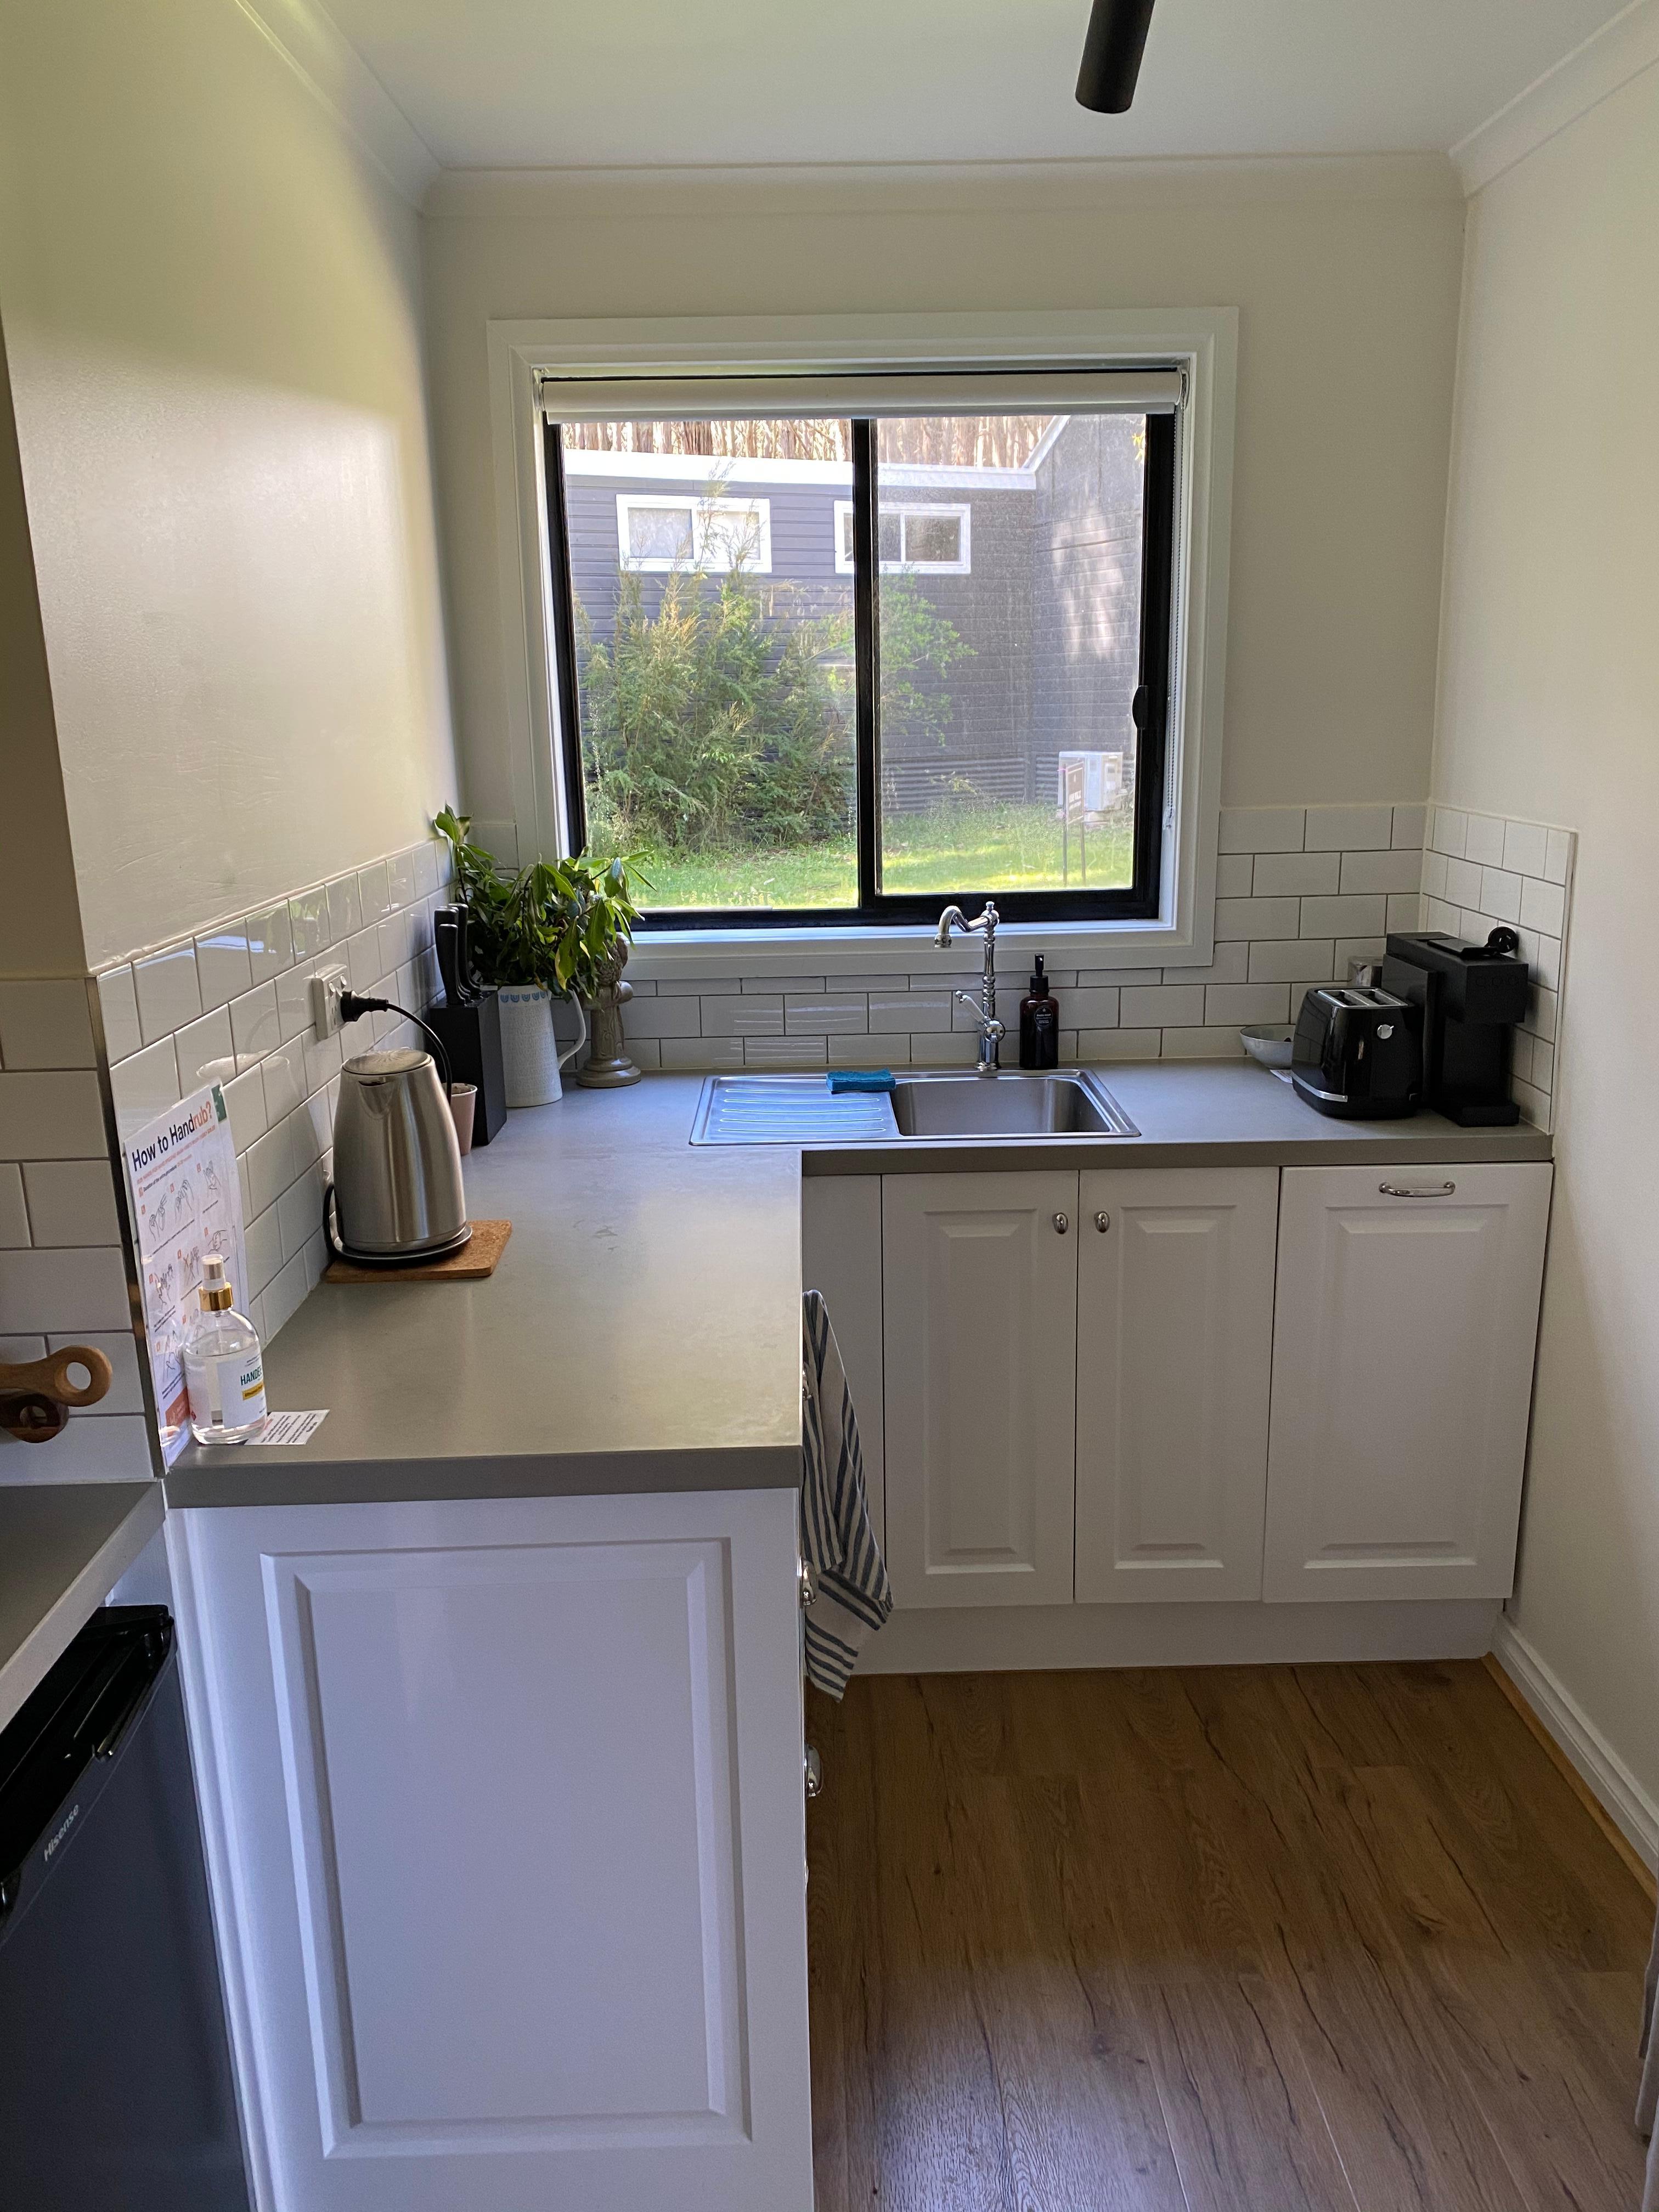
xmin=195 ymin=1351 xmax=266 ymax=1429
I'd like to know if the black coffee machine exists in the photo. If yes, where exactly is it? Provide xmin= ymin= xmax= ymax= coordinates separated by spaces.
xmin=1381 ymin=927 xmax=1530 ymax=1126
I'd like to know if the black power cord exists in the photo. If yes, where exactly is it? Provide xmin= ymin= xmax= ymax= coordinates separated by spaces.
xmin=337 ymin=991 xmax=453 ymax=1097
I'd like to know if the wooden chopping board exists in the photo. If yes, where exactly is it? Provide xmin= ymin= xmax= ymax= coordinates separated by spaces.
xmin=325 ymin=1220 xmax=512 ymax=1285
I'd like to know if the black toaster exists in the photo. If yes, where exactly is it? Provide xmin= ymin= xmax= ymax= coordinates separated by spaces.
xmin=1291 ymin=985 xmax=1423 ymax=1119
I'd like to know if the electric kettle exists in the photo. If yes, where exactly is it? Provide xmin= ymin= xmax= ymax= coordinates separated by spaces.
xmin=324 ymin=1048 xmax=471 ymax=1266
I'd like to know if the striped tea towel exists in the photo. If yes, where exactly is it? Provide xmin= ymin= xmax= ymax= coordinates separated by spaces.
xmin=801 ymin=1289 xmax=892 ymax=1699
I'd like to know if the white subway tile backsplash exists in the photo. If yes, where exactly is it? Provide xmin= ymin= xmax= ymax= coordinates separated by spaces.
xmin=229 ymin=982 xmax=281 ymax=1063
xmin=22 ymin=1160 xmax=121 ymax=1246
xmin=108 ymin=1040 xmax=179 ymax=1131
xmin=783 ymin=994 xmax=868 ymax=1036
xmin=744 ymin=1036 xmax=827 ymax=1069
xmin=828 ymin=1036 xmax=909 ymax=1069
xmin=1430 ymin=807 xmax=1468 ymax=858
xmin=327 ymin=875 xmax=363 ymax=943
xmin=245 ymin=903 xmax=293 ymax=983
xmin=1442 ymin=855 xmax=1483 ymax=908
xmin=222 ymin=1065 xmax=267 ymax=1152
xmin=245 ymin=1119 xmax=295 ymax=1220
xmin=1305 ymin=805 xmax=1393 ymax=852
xmin=1074 ymin=967 xmax=1164 ymax=987
xmin=1502 ymin=820 xmax=1549 ymax=879
xmin=661 ymin=1035 xmax=743 ymax=1070
xmin=1299 ymin=895 xmax=1387 ymax=939
xmin=1077 ymin=1028 xmax=1162 ymax=1060
xmin=0 ymin=1164 xmax=27 ymax=1246
xmin=741 ymin=974 xmax=823 ymax=994
xmin=1214 ymin=855 xmax=1255 ymax=898
xmin=0 ymin=1071 xmax=106 ymax=1161
xmin=1544 ymin=828 xmax=1573 ymax=886
xmin=133 ymin=943 xmax=201 ymax=1043
xmin=174 ymin=1005 xmax=233 ymax=1090
xmin=621 ymin=995 xmax=702 ymax=1041
xmin=1165 ymin=943 xmax=1250 ymax=986
xmin=701 ymin=995 xmax=783 ymax=1038
xmin=1530 ymin=1039 xmax=1555 ymax=1092
xmin=261 ymin=1037 xmax=307 ymax=1127
xmin=1217 ymin=807 xmax=1305 ymax=854
xmin=1520 ymin=875 xmax=1566 ymax=936
xmin=1065 ymin=988 xmax=1122 ymax=1029
xmin=1249 ymin=940 xmax=1335 ymax=984
xmin=0 ymin=981 xmax=95 ymax=1070
xmin=48 ymin=1331 xmax=145 ymax=1416
xmin=415 ymin=842 xmax=442 ymax=900
xmin=1479 ymin=868 xmax=1523 ymax=924
xmin=1333 ymin=936 xmax=1387 ymax=972
xmin=1205 ymin=983 xmax=1291 ymax=1027
xmin=194 ymin=926 xmax=254 ymax=1011
xmin=1464 ymin=813 xmax=1507 ymax=868
xmin=357 ymin=860 xmax=391 ymax=926
xmin=1215 ymin=897 xmax=1301 ymax=941
xmin=1385 ymin=895 xmax=1421 ymax=932
xmin=290 ymin=886 xmax=330 ymax=957
xmin=1421 ymin=851 xmax=1449 ymax=899
xmin=1121 ymin=985 xmax=1205 ymax=1028
xmin=1528 ymin=987 xmax=1558 ymax=1044
xmin=1252 ymin=851 xmax=1340 ymax=898
xmin=1391 ymin=804 xmax=1427 ymax=851
xmin=0 ymin=1246 xmax=130 ymax=1333
xmin=654 ymin=974 xmax=740 ymax=997
xmin=1339 ymin=849 xmax=1421 ymax=896
xmin=275 ymin=964 xmax=313 ymax=1044
xmin=387 ymin=850 xmax=419 ymax=911
xmin=95 ymin=967 xmax=142 ymax=1064
xmin=871 ymin=991 xmax=949 ymax=1033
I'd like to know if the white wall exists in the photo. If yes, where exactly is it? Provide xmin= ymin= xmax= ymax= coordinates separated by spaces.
xmin=422 ymin=159 xmax=1466 ymax=845
xmin=0 ymin=317 xmax=83 ymax=980
xmin=0 ymin=0 xmax=456 ymax=970
xmin=1434 ymin=66 xmax=1659 ymax=1813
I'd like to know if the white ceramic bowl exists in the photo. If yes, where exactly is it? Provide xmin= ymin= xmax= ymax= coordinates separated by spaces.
xmin=1240 ymin=1023 xmax=1295 ymax=1069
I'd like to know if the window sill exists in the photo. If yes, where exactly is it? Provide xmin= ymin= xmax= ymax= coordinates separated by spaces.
xmin=626 ymin=915 xmax=1216 ymax=983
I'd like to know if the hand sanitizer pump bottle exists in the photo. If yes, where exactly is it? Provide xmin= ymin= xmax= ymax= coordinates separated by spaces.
xmin=183 ymin=1253 xmax=267 ymax=1443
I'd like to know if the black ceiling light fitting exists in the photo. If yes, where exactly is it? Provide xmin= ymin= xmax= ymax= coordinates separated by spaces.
xmin=1075 ymin=0 xmax=1156 ymax=112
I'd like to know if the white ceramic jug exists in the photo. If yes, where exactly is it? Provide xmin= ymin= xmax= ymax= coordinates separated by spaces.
xmin=496 ymin=986 xmax=588 ymax=1107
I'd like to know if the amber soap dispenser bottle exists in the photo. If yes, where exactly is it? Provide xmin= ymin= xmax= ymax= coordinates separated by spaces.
xmin=1019 ymin=956 xmax=1060 ymax=1069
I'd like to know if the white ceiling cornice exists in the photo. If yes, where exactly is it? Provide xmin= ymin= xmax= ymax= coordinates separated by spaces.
xmin=424 ymin=152 xmax=1460 ymax=223
xmin=1453 ymin=0 xmax=1659 ymax=193
xmin=231 ymin=0 xmax=439 ymax=207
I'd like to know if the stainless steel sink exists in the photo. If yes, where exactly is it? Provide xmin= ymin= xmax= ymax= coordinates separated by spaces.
xmin=689 ymin=1069 xmax=1137 ymax=1143
xmin=890 ymin=1071 xmax=1136 ymax=1138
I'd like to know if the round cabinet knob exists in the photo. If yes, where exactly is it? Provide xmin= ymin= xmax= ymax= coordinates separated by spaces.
xmin=1053 ymin=1212 xmax=1069 ymax=1234
xmin=1094 ymin=1210 xmax=1111 ymax=1233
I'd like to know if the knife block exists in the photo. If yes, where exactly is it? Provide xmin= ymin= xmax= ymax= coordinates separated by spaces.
xmin=423 ymin=989 xmax=508 ymax=1147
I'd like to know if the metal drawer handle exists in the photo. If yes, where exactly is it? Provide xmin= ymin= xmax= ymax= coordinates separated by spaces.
xmin=1094 ymin=1210 xmax=1111 ymax=1233
xmin=1379 ymin=1181 xmax=1457 ymax=1199
xmin=804 ymin=1745 xmax=823 ymax=1801
xmin=798 ymin=1560 xmax=817 ymax=1609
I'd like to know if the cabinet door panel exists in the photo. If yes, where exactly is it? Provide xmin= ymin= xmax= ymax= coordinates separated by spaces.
xmin=1075 ymin=1168 xmax=1279 ymax=1602
xmin=882 ymin=1172 xmax=1077 ymax=1607
xmin=1263 ymin=1163 xmax=1552 ymax=1601
xmin=171 ymin=1490 xmax=812 ymax=2212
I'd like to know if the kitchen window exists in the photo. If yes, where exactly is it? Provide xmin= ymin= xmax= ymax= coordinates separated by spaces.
xmin=543 ymin=368 xmax=1183 ymax=931
xmin=833 ymin=500 xmax=972 ymax=574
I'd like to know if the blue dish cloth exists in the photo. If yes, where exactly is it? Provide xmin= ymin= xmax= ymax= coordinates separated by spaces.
xmin=827 ymin=1068 xmax=895 ymax=1094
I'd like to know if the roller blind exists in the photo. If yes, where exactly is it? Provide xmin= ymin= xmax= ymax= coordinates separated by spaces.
xmin=537 ymin=365 xmax=1183 ymax=423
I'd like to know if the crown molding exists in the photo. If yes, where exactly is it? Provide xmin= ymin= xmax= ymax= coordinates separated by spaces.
xmin=1453 ymin=0 xmax=1659 ymax=195
xmin=425 ymin=151 xmax=1459 ymax=222
xmin=231 ymin=0 xmax=439 ymax=208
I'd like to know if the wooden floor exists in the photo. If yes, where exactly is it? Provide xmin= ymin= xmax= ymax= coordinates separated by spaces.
xmin=805 ymin=1662 xmax=1653 ymax=2211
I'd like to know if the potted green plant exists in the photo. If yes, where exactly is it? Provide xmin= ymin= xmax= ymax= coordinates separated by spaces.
xmin=434 ymin=809 xmax=646 ymax=1102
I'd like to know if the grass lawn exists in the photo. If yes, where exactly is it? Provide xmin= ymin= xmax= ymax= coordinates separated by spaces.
xmin=621 ymin=804 xmax=1133 ymax=910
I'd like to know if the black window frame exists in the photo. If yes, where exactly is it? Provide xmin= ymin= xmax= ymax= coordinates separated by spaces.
xmin=545 ymin=407 xmax=1177 ymax=932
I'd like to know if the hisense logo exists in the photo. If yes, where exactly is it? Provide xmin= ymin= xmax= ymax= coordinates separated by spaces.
xmin=43 ymin=1802 xmax=80 ymax=1863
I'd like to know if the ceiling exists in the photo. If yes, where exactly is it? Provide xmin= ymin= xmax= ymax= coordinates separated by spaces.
xmin=317 ymin=0 xmax=1629 ymax=173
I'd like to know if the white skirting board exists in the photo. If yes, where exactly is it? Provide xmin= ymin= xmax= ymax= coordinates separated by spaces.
xmin=1489 ymin=1616 xmax=1659 ymax=1876
xmin=861 ymin=1598 xmax=1503 ymax=1675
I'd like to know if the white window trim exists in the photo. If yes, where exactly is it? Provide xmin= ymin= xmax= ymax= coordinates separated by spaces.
xmin=486 ymin=307 xmax=1238 ymax=979
xmin=833 ymin=499 xmax=972 ymax=576
xmin=615 ymin=492 xmax=774 ymax=573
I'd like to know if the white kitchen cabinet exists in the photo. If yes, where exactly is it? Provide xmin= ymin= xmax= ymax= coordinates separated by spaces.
xmin=1075 ymin=1167 xmax=1279 ymax=1603
xmin=1262 ymin=1161 xmax=1553 ymax=1602
xmin=168 ymin=1487 xmax=812 ymax=2212
xmin=881 ymin=1171 xmax=1078 ymax=1607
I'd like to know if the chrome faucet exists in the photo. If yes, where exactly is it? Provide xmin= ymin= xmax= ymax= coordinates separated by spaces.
xmin=935 ymin=901 xmax=1002 ymax=1074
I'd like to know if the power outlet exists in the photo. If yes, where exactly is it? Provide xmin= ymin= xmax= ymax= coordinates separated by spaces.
xmin=309 ymin=964 xmax=349 ymax=1037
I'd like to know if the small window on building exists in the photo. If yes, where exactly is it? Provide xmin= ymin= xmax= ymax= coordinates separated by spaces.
xmin=835 ymin=500 xmax=971 ymax=574
xmin=616 ymin=493 xmax=772 ymax=573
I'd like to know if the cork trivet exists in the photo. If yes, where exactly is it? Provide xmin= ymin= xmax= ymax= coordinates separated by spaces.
xmin=325 ymin=1220 xmax=511 ymax=1284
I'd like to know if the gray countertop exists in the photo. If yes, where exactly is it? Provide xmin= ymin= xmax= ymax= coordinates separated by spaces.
xmin=165 ymin=1064 xmax=1550 ymax=1512
xmin=0 ymin=1481 xmax=163 ymax=1731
